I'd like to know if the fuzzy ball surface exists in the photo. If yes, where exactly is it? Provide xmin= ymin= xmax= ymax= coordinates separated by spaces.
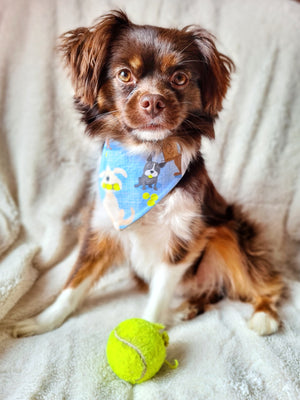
xmin=106 ymin=318 xmax=169 ymax=384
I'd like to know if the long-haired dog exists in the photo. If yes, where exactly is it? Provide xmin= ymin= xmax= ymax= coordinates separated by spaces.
xmin=13 ymin=11 xmax=284 ymax=337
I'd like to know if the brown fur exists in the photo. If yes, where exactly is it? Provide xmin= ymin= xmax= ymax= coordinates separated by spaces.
xmin=65 ymin=229 xmax=124 ymax=288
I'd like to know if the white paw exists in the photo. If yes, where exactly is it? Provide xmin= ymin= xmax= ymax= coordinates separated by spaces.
xmin=11 ymin=318 xmax=46 ymax=338
xmin=172 ymin=303 xmax=199 ymax=324
xmin=248 ymin=311 xmax=279 ymax=336
xmin=151 ymin=302 xmax=199 ymax=327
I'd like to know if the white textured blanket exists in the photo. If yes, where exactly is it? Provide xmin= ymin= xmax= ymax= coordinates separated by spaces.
xmin=0 ymin=0 xmax=300 ymax=399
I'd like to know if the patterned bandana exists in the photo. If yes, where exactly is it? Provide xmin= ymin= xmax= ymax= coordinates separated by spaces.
xmin=98 ymin=139 xmax=185 ymax=230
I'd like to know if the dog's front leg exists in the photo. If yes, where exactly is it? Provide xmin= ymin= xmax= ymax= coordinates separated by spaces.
xmin=12 ymin=230 xmax=123 ymax=337
xmin=143 ymin=261 xmax=190 ymax=325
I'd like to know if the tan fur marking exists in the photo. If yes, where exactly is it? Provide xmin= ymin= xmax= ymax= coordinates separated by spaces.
xmin=253 ymin=298 xmax=279 ymax=321
xmin=97 ymin=91 xmax=105 ymax=109
xmin=207 ymin=226 xmax=283 ymax=309
xmin=66 ymin=232 xmax=124 ymax=288
xmin=129 ymin=55 xmax=143 ymax=72
xmin=207 ymin=226 xmax=250 ymax=299
xmin=160 ymin=53 xmax=179 ymax=73
xmin=165 ymin=224 xmax=210 ymax=266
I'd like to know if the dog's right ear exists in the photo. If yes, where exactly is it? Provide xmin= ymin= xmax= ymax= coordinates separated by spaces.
xmin=58 ymin=10 xmax=130 ymax=106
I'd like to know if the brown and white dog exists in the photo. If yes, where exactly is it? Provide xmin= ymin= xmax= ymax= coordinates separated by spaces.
xmin=13 ymin=11 xmax=284 ymax=337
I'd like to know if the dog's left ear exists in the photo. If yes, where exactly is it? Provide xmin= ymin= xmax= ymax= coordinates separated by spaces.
xmin=58 ymin=10 xmax=130 ymax=106
xmin=189 ymin=28 xmax=235 ymax=117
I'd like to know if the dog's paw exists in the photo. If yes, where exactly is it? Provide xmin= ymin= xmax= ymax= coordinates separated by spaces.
xmin=248 ymin=311 xmax=280 ymax=336
xmin=178 ymin=303 xmax=200 ymax=322
xmin=11 ymin=318 xmax=40 ymax=338
xmin=168 ymin=301 xmax=200 ymax=325
xmin=11 ymin=318 xmax=47 ymax=338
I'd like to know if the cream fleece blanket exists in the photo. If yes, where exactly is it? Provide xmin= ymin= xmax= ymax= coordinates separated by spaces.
xmin=0 ymin=0 xmax=300 ymax=399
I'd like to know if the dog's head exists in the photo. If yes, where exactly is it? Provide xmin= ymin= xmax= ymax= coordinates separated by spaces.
xmin=143 ymin=156 xmax=166 ymax=179
xmin=59 ymin=10 xmax=234 ymax=153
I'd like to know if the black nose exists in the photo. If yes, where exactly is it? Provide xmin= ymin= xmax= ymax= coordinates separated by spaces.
xmin=106 ymin=176 xmax=110 ymax=181
xmin=139 ymin=94 xmax=166 ymax=117
xmin=150 ymin=170 xmax=154 ymax=174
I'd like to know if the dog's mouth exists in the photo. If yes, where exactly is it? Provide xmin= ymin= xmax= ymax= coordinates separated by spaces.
xmin=132 ymin=126 xmax=171 ymax=142
xmin=141 ymin=123 xmax=164 ymax=131
xmin=118 ymin=90 xmax=185 ymax=142
xmin=127 ymin=120 xmax=175 ymax=142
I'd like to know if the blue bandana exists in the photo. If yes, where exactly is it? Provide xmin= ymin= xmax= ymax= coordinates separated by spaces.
xmin=98 ymin=140 xmax=185 ymax=230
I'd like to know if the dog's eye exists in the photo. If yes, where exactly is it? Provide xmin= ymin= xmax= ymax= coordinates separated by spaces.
xmin=117 ymin=69 xmax=132 ymax=83
xmin=170 ymin=71 xmax=189 ymax=87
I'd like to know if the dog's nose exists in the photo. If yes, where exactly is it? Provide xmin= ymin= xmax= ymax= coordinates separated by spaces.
xmin=139 ymin=94 xmax=166 ymax=117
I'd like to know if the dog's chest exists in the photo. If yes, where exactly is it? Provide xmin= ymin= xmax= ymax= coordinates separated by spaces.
xmin=96 ymin=189 xmax=200 ymax=281
xmin=126 ymin=207 xmax=173 ymax=282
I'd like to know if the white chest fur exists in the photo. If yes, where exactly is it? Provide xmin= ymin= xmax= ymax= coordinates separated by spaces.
xmin=91 ymin=187 xmax=201 ymax=283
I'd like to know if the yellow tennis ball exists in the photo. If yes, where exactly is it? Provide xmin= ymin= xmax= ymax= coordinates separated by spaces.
xmin=106 ymin=318 xmax=172 ymax=384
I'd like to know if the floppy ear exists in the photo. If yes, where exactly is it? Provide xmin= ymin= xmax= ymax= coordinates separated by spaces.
xmin=113 ymin=168 xmax=127 ymax=178
xmin=58 ymin=10 xmax=130 ymax=106
xmin=189 ymin=28 xmax=235 ymax=117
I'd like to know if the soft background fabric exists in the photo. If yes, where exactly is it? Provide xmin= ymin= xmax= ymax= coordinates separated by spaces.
xmin=0 ymin=0 xmax=299 ymax=399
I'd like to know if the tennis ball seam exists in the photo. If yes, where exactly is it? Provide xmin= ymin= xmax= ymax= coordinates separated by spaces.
xmin=114 ymin=330 xmax=147 ymax=383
